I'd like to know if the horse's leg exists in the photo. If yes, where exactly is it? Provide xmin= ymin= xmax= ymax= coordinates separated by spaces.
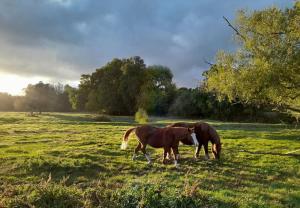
xmin=211 ymin=144 xmax=217 ymax=159
xmin=162 ymin=147 xmax=170 ymax=164
xmin=132 ymin=143 xmax=141 ymax=160
xmin=171 ymin=146 xmax=180 ymax=168
xmin=204 ymin=142 xmax=210 ymax=160
xmin=140 ymin=144 xmax=151 ymax=164
xmin=166 ymin=149 xmax=173 ymax=160
xmin=195 ymin=143 xmax=202 ymax=159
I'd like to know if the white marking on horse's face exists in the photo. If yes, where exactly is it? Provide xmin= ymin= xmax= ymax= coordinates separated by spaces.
xmin=191 ymin=133 xmax=199 ymax=146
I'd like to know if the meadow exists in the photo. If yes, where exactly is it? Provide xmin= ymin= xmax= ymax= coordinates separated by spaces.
xmin=0 ymin=112 xmax=299 ymax=208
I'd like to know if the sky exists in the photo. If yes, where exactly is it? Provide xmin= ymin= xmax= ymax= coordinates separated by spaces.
xmin=0 ymin=0 xmax=293 ymax=95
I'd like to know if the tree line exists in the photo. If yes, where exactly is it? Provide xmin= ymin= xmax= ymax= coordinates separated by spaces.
xmin=0 ymin=56 xmax=288 ymax=122
xmin=0 ymin=2 xmax=298 ymax=122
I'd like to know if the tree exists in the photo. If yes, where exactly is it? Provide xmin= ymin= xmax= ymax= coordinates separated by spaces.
xmin=119 ymin=56 xmax=146 ymax=114
xmin=94 ymin=58 xmax=125 ymax=114
xmin=64 ymin=85 xmax=78 ymax=111
xmin=82 ymin=56 xmax=146 ymax=115
xmin=54 ymin=83 xmax=72 ymax=112
xmin=138 ymin=65 xmax=176 ymax=115
xmin=24 ymin=82 xmax=56 ymax=113
xmin=0 ymin=93 xmax=14 ymax=111
xmin=77 ymin=74 xmax=92 ymax=111
xmin=205 ymin=2 xmax=300 ymax=114
xmin=23 ymin=82 xmax=72 ymax=113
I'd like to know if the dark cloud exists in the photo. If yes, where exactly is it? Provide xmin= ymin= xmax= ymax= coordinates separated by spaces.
xmin=0 ymin=0 xmax=293 ymax=87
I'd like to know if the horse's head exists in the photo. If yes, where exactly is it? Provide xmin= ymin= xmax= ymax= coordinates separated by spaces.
xmin=212 ymin=143 xmax=222 ymax=159
xmin=187 ymin=127 xmax=198 ymax=146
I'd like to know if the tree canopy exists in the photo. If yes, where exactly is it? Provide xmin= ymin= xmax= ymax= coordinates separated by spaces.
xmin=79 ymin=57 xmax=176 ymax=115
xmin=204 ymin=2 xmax=300 ymax=113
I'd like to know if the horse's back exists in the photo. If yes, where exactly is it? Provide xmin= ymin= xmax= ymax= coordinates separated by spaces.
xmin=168 ymin=122 xmax=194 ymax=128
xmin=135 ymin=125 xmax=159 ymax=140
xmin=194 ymin=122 xmax=220 ymax=143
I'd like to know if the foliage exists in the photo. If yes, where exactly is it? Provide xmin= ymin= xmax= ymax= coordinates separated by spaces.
xmin=168 ymin=87 xmax=285 ymax=122
xmin=115 ymin=182 xmax=205 ymax=208
xmin=0 ymin=93 xmax=14 ymax=111
xmin=64 ymin=85 xmax=78 ymax=111
xmin=75 ymin=57 xmax=178 ymax=116
xmin=6 ymin=182 xmax=83 ymax=208
xmin=135 ymin=108 xmax=149 ymax=124
xmin=204 ymin=2 xmax=300 ymax=114
xmin=23 ymin=82 xmax=72 ymax=113
xmin=138 ymin=65 xmax=176 ymax=115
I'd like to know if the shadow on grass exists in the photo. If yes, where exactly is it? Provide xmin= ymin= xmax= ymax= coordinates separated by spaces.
xmin=239 ymin=149 xmax=300 ymax=158
xmin=22 ymin=157 xmax=106 ymax=181
xmin=0 ymin=117 xmax=23 ymax=124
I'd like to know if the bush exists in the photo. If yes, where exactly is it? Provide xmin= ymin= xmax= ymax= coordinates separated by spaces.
xmin=135 ymin=108 xmax=149 ymax=124
xmin=114 ymin=182 xmax=206 ymax=208
xmin=84 ymin=187 xmax=118 ymax=208
xmin=6 ymin=179 xmax=83 ymax=208
xmin=4 ymin=181 xmax=238 ymax=208
xmin=30 ymin=183 xmax=83 ymax=208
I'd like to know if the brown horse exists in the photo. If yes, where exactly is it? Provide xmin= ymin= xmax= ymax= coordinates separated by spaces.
xmin=168 ymin=122 xmax=222 ymax=159
xmin=121 ymin=125 xmax=197 ymax=167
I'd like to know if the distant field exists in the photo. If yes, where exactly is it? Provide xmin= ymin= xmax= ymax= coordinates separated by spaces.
xmin=0 ymin=112 xmax=299 ymax=207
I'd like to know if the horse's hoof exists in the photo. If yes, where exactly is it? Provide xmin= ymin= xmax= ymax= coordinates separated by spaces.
xmin=132 ymin=155 xmax=137 ymax=160
xmin=204 ymin=155 xmax=210 ymax=160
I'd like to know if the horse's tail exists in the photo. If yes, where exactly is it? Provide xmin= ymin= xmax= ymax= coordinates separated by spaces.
xmin=121 ymin=127 xmax=136 ymax=150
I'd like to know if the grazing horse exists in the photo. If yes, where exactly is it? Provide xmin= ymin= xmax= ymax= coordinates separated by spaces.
xmin=168 ymin=122 xmax=222 ymax=159
xmin=121 ymin=125 xmax=197 ymax=167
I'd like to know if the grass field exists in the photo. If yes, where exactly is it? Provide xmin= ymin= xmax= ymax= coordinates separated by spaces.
xmin=0 ymin=112 xmax=299 ymax=207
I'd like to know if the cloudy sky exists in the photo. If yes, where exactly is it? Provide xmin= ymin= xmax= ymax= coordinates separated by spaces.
xmin=0 ymin=0 xmax=293 ymax=94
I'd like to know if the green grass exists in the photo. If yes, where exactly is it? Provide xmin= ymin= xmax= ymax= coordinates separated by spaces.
xmin=0 ymin=112 xmax=299 ymax=207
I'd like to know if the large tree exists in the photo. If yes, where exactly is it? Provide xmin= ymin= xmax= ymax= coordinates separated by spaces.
xmin=24 ymin=82 xmax=56 ymax=113
xmin=80 ymin=57 xmax=146 ymax=115
xmin=77 ymin=57 xmax=177 ymax=115
xmin=0 ymin=93 xmax=14 ymax=111
xmin=138 ymin=65 xmax=176 ymax=115
xmin=24 ymin=82 xmax=72 ymax=113
xmin=205 ymin=2 xmax=300 ymax=113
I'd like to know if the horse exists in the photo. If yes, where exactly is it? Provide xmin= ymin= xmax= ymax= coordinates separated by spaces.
xmin=167 ymin=122 xmax=222 ymax=159
xmin=120 ymin=125 xmax=197 ymax=167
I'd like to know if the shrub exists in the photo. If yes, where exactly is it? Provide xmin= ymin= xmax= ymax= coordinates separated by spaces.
xmin=84 ymin=187 xmax=118 ymax=208
xmin=135 ymin=108 xmax=149 ymax=124
xmin=6 ymin=179 xmax=83 ymax=208
xmin=114 ymin=182 xmax=206 ymax=208
xmin=30 ymin=183 xmax=83 ymax=208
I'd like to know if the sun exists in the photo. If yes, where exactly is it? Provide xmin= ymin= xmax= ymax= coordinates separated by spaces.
xmin=0 ymin=73 xmax=49 ymax=95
